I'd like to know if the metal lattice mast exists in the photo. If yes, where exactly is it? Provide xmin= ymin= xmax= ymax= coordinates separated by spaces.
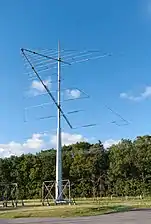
xmin=56 ymin=41 xmax=62 ymax=201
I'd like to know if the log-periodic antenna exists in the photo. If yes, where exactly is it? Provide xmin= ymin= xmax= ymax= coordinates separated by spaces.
xmin=21 ymin=42 xmax=111 ymax=204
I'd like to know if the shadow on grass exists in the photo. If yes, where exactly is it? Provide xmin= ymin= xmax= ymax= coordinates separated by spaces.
xmin=0 ymin=205 xmax=133 ymax=219
xmin=131 ymin=208 xmax=151 ymax=212
xmin=0 ymin=204 xmax=42 ymax=211
xmin=90 ymin=205 xmax=131 ymax=215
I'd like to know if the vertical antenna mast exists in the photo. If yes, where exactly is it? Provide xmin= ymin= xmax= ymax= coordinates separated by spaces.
xmin=56 ymin=41 xmax=62 ymax=201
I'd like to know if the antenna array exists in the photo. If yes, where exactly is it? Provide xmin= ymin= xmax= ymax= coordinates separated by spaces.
xmin=21 ymin=43 xmax=128 ymax=203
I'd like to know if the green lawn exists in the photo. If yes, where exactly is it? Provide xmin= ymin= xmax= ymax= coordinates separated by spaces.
xmin=0 ymin=197 xmax=150 ymax=219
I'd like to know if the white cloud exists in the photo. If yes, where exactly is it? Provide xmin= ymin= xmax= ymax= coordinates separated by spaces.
xmin=31 ymin=79 xmax=50 ymax=92
xmin=29 ymin=78 xmax=51 ymax=96
xmin=0 ymin=142 xmax=24 ymax=158
xmin=0 ymin=134 xmax=46 ymax=158
xmin=0 ymin=131 xmax=121 ymax=158
xmin=23 ymin=133 xmax=44 ymax=149
xmin=50 ymin=132 xmax=87 ymax=146
xmin=66 ymin=89 xmax=81 ymax=99
xmin=120 ymin=86 xmax=151 ymax=101
xmin=103 ymin=139 xmax=120 ymax=149
xmin=0 ymin=132 xmax=88 ymax=158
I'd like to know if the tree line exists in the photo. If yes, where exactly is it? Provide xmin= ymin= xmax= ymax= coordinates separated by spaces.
xmin=0 ymin=135 xmax=151 ymax=199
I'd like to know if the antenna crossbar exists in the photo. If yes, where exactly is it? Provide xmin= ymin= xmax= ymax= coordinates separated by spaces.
xmin=22 ymin=48 xmax=71 ymax=65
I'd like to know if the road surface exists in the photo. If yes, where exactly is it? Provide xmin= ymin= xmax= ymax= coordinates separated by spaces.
xmin=3 ymin=210 xmax=151 ymax=223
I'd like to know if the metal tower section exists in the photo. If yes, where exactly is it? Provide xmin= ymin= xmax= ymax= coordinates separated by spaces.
xmin=56 ymin=41 xmax=62 ymax=201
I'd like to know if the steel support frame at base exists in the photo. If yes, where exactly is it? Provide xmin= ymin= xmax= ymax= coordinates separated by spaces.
xmin=0 ymin=183 xmax=18 ymax=207
xmin=42 ymin=180 xmax=71 ymax=206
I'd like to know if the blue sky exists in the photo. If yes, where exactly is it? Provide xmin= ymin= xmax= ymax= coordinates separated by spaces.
xmin=0 ymin=0 xmax=151 ymax=156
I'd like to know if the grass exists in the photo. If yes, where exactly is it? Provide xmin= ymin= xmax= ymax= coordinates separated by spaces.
xmin=0 ymin=204 xmax=131 ymax=219
xmin=0 ymin=197 xmax=150 ymax=219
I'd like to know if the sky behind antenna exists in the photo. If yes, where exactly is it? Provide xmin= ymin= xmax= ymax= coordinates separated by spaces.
xmin=0 ymin=0 xmax=151 ymax=157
